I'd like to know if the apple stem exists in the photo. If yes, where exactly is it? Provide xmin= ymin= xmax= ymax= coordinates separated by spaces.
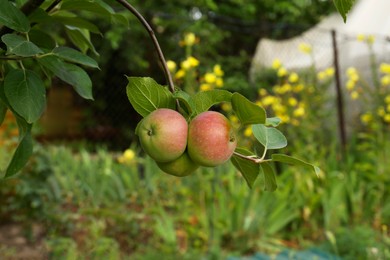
xmin=233 ymin=151 xmax=272 ymax=164
xmin=115 ymin=0 xmax=175 ymax=94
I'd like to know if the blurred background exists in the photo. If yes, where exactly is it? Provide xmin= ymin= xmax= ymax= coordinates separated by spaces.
xmin=1 ymin=0 xmax=390 ymax=259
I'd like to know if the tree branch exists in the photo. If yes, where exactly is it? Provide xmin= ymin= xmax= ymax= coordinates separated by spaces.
xmin=114 ymin=0 xmax=175 ymax=94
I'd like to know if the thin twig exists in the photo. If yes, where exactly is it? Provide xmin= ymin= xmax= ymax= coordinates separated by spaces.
xmin=45 ymin=0 xmax=62 ymax=13
xmin=115 ymin=0 xmax=175 ymax=94
xmin=233 ymin=151 xmax=271 ymax=164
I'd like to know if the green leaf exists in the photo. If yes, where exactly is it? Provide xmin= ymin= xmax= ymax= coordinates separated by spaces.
xmin=53 ymin=15 xmax=100 ymax=34
xmin=1 ymin=34 xmax=43 ymax=57
xmin=5 ymin=126 xmax=33 ymax=178
xmin=29 ymin=29 xmax=56 ymax=49
xmin=252 ymin=124 xmax=287 ymax=150
xmin=61 ymin=0 xmax=115 ymax=16
xmin=173 ymin=90 xmax=192 ymax=115
xmin=271 ymin=154 xmax=321 ymax=177
xmin=39 ymin=56 xmax=93 ymax=100
xmin=231 ymin=92 xmax=266 ymax=125
xmin=0 ymin=0 xmax=30 ymax=32
xmin=260 ymin=162 xmax=277 ymax=191
xmin=4 ymin=69 xmax=46 ymax=123
xmin=333 ymin=0 xmax=355 ymax=22
xmin=65 ymin=27 xmax=98 ymax=55
xmin=265 ymin=117 xmax=281 ymax=127
xmin=190 ymin=89 xmax=232 ymax=116
xmin=126 ymin=77 xmax=175 ymax=117
xmin=53 ymin=47 xmax=99 ymax=69
xmin=0 ymin=96 xmax=6 ymax=126
xmin=230 ymin=147 xmax=260 ymax=189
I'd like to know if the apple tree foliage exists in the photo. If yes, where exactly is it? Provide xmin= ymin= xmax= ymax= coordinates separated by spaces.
xmin=0 ymin=0 xmax=354 ymax=188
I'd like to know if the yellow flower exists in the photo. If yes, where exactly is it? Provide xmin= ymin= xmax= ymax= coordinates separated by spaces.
xmin=384 ymin=114 xmax=390 ymax=123
xmin=293 ymin=107 xmax=305 ymax=117
xmin=181 ymin=60 xmax=191 ymax=70
xmin=346 ymin=67 xmax=358 ymax=77
xmin=229 ymin=115 xmax=239 ymax=124
xmin=367 ymin=35 xmax=375 ymax=44
xmin=288 ymin=97 xmax=298 ymax=107
xmin=277 ymin=67 xmax=288 ymax=77
xmin=293 ymin=84 xmax=304 ymax=92
xmin=200 ymin=83 xmax=212 ymax=91
xmin=221 ymin=103 xmax=231 ymax=111
xmin=381 ymin=75 xmax=390 ymax=86
xmin=118 ymin=149 xmax=136 ymax=164
xmin=350 ymin=73 xmax=359 ymax=82
xmin=244 ymin=126 xmax=252 ymax=137
xmin=380 ymin=63 xmax=390 ymax=74
xmin=325 ymin=67 xmax=335 ymax=77
xmin=298 ymin=43 xmax=312 ymax=54
xmin=262 ymin=95 xmax=276 ymax=107
xmin=378 ymin=107 xmax=385 ymax=116
xmin=175 ymin=69 xmax=185 ymax=79
xmin=255 ymin=100 xmax=262 ymax=107
xmin=385 ymin=95 xmax=390 ymax=104
xmin=387 ymin=104 xmax=390 ymax=112
xmin=351 ymin=91 xmax=359 ymax=100
xmin=317 ymin=71 xmax=326 ymax=80
xmin=279 ymin=114 xmax=290 ymax=123
xmin=360 ymin=113 xmax=372 ymax=124
xmin=166 ymin=60 xmax=177 ymax=72
xmin=288 ymin=72 xmax=299 ymax=83
xmin=181 ymin=32 xmax=196 ymax=46
xmin=258 ymin=88 xmax=267 ymax=96
xmin=281 ymin=83 xmax=292 ymax=93
xmin=215 ymin=78 xmax=224 ymax=87
xmin=272 ymin=59 xmax=282 ymax=70
xmin=357 ymin=34 xmax=366 ymax=42
xmin=291 ymin=119 xmax=300 ymax=126
xmin=346 ymin=79 xmax=356 ymax=90
xmin=213 ymin=64 xmax=224 ymax=77
xmin=204 ymin=73 xmax=217 ymax=84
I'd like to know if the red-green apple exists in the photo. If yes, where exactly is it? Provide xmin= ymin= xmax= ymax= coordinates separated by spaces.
xmin=157 ymin=151 xmax=199 ymax=177
xmin=188 ymin=111 xmax=237 ymax=167
xmin=138 ymin=108 xmax=188 ymax=162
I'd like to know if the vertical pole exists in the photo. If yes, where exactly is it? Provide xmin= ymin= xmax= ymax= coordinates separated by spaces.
xmin=331 ymin=29 xmax=347 ymax=157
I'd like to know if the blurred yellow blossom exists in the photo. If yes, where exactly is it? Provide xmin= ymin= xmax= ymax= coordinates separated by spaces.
xmin=325 ymin=67 xmax=335 ymax=76
xmin=288 ymin=97 xmax=298 ymax=107
xmin=381 ymin=75 xmax=390 ymax=86
xmin=380 ymin=63 xmax=390 ymax=74
xmin=346 ymin=67 xmax=358 ymax=77
xmin=200 ymin=83 xmax=212 ymax=91
xmin=357 ymin=34 xmax=366 ymax=42
xmin=213 ymin=64 xmax=224 ymax=76
xmin=258 ymin=88 xmax=267 ymax=96
xmin=118 ymin=149 xmax=136 ymax=164
xmin=351 ymin=91 xmax=359 ymax=100
xmin=289 ymin=72 xmax=299 ymax=83
xmin=317 ymin=71 xmax=326 ymax=80
xmin=216 ymin=78 xmax=224 ymax=87
xmin=346 ymin=79 xmax=356 ymax=90
xmin=244 ymin=126 xmax=253 ymax=137
xmin=262 ymin=95 xmax=277 ymax=107
xmin=221 ymin=103 xmax=231 ymax=112
xmin=385 ymin=95 xmax=390 ymax=103
xmin=293 ymin=84 xmax=304 ymax=92
xmin=367 ymin=35 xmax=375 ymax=44
xmin=166 ymin=60 xmax=176 ymax=72
xmin=360 ymin=113 xmax=373 ymax=124
xmin=387 ymin=104 xmax=390 ymax=112
xmin=298 ymin=43 xmax=312 ymax=54
xmin=277 ymin=67 xmax=288 ymax=77
xmin=229 ymin=115 xmax=239 ymax=124
xmin=272 ymin=59 xmax=282 ymax=70
xmin=180 ymin=32 xmax=197 ymax=46
xmin=384 ymin=114 xmax=390 ymax=123
xmin=378 ymin=107 xmax=385 ymax=117
xmin=204 ymin=73 xmax=217 ymax=84
xmin=181 ymin=56 xmax=199 ymax=70
xmin=293 ymin=106 xmax=305 ymax=117
xmin=175 ymin=69 xmax=185 ymax=79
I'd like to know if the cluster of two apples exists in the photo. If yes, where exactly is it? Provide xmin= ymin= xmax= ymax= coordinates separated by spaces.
xmin=138 ymin=108 xmax=237 ymax=176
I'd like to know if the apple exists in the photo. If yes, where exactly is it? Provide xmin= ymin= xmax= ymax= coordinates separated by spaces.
xmin=138 ymin=108 xmax=188 ymax=162
xmin=187 ymin=111 xmax=237 ymax=167
xmin=157 ymin=151 xmax=199 ymax=177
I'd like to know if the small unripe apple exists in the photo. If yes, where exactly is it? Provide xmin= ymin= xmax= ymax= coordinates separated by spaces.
xmin=138 ymin=108 xmax=188 ymax=162
xmin=157 ymin=152 xmax=199 ymax=177
xmin=188 ymin=111 xmax=237 ymax=167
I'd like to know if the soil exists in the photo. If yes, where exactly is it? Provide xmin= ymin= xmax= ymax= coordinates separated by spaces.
xmin=0 ymin=223 xmax=47 ymax=260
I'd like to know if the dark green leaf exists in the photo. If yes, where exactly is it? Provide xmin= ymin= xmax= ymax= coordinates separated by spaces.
xmin=252 ymin=124 xmax=287 ymax=150
xmin=135 ymin=118 xmax=144 ymax=136
xmin=271 ymin=154 xmax=321 ymax=177
xmin=29 ymin=29 xmax=56 ymax=49
xmin=4 ymin=69 xmax=46 ymax=123
xmin=333 ymin=0 xmax=355 ymax=22
xmin=53 ymin=15 xmax=100 ymax=34
xmin=0 ymin=97 xmax=6 ymax=126
xmin=261 ymin=162 xmax=277 ymax=191
xmin=265 ymin=117 xmax=281 ymax=127
xmin=126 ymin=77 xmax=175 ymax=117
xmin=5 ymin=126 xmax=33 ymax=178
xmin=39 ymin=56 xmax=93 ymax=100
xmin=61 ymin=0 xmax=115 ymax=16
xmin=230 ymin=147 xmax=260 ymax=189
xmin=1 ymin=34 xmax=43 ymax=57
xmin=190 ymin=89 xmax=232 ymax=116
xmin=231 ymin=92 xmax=266 ymax=125
xmin=173 ymin=90 xmax=192 ymax=115
xmin=0 ymin=0 xmax=30 ymax=32
xmin=28 ymin=8 xmax=53 ymax=24
xmin=65 ymin=27 xmax=98 ymax=55
xmin=53 ymin=47 xmax=99 ymax=69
